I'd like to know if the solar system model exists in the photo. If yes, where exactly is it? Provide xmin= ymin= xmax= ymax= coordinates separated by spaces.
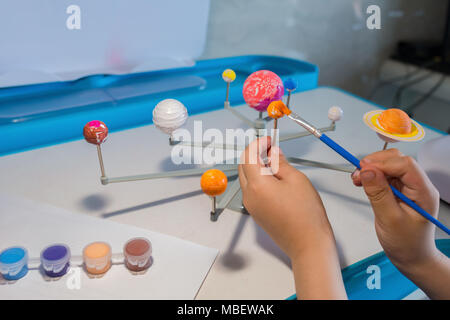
xmin=83 ymin=68 xmax=346 ymax=221
xmin=82 ymin=66 xmax=448 ymax=235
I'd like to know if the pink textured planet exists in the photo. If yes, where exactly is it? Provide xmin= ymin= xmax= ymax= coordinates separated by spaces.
xmin=243 ymin=70 xmax=284 ymax=112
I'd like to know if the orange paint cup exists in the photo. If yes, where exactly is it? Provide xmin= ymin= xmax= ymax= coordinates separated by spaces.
xmin=83 ymin=241 xmax=112 ymax=275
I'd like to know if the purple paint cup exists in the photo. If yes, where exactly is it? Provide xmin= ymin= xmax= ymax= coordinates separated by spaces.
xmin=40 ymin=244 xmax=71 ymax=278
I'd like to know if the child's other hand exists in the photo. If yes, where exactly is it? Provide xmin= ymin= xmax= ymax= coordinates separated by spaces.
xmin=351 ymin=149 xmax=441 ymax=272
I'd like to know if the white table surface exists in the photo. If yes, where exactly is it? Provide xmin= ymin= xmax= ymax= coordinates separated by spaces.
xmin=0 ymin=87 xmax=448 ymax=299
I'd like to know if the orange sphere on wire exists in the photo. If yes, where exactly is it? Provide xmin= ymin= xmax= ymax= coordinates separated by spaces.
xmin=200 ymin=169 xmax=228 ymax=197
xmin=267 ymin=101 xmax=292 ymax=119
xmin=267 ymin=101 xmax=284 ymax=119
xmin=378 ymin=109 xmax=412 ymax=135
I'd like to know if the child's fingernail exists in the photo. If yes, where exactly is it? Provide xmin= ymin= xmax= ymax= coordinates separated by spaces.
xmin=351 ymin=170 xmax=360 ymax=179
xmin=360 ymin=170 xmax=375 ymax=182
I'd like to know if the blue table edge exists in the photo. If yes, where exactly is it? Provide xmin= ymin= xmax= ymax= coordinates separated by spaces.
xmin=286 ymin=239 xmax=450 ymax=300
xmin=0 ymin=55 xmax=319 ymax=156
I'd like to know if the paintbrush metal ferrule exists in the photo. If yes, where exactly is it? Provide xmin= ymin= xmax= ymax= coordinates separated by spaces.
xmin=288 ymin=112 xmax=323 ymax=138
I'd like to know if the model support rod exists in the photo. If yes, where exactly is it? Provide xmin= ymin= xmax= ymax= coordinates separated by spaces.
xmin=217 ymin=179 xmax=241 ymax=209
xmin=169 ymin=137 xmax=245 ymax=151
xmin=286 ymin=90 xmax=292 ymax=109
xmin=287 ymin=157 xmax=354 ymax=173
xmin=211 ymin=179 xmax=241 ymax=221
xmin=96 ymin=145 xmax=106 ymax=178
xmin=212 ymin=197 xmax=216 ymax=215
xmin=224 ymin=101 xmax=257 ymax=128
xmin=101 ymin=165 xmax=239 ymax=185
xmin=279 ymin=122 xmax=335 ymax=142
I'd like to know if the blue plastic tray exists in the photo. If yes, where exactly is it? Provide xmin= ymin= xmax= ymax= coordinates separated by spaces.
xmin=287 ymin=239 xmax=450 ymax=300
xmin=0 ymin=55 xmax=318 ymax=156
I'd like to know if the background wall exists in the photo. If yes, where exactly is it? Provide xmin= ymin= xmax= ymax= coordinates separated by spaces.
xmin=201 ymin=0 xmax=447 ymax=98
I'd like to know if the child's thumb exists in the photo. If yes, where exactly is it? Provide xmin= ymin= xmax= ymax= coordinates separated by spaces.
xmin=270 ymin=146 xmax=296 ymax=179
xmin=360 ymin=166 xmax=399 ymax=221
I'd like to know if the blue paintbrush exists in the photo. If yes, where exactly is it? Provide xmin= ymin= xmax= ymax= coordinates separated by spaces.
xmin=267 ymin=101 xmax=450 ymax=235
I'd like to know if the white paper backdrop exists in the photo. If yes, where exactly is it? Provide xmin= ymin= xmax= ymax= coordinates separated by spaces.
xmin=0 ymin=0 xmax=210 ymax=88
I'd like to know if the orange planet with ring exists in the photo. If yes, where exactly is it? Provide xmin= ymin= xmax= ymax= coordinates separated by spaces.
xmin=363 ymin=108 xmax=425 ymax=142
xmin=378 ymin=109 xmax=411 ymax=134
xmin=200 ymin=169 xmax=228 ymax=197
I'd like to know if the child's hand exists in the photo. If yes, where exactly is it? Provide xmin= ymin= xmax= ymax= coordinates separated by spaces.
xmin=351 ymin=149 xmax=441 ymax=272
xmin=239 ymin=137 xmax=346 ymax=299
xmin=238 ymin=137 xmax=335 ymax=260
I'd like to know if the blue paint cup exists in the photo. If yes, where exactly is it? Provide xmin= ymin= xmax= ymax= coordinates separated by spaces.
xmin=40 ymin=244 xmax=71 ymax=278
xmin=0 ymin=246 xmax=29 ymax=281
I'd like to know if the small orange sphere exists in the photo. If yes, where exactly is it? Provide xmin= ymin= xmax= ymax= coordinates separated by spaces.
xmin=200 ymin=169 xmax=228 ymax=197
xmin=267 ymin=101 xmax=292 ymax=119
xmin=378 ymin=109 xmax=412 ymax=134
xmin=267 ymin=101 xmax=284 ymax=119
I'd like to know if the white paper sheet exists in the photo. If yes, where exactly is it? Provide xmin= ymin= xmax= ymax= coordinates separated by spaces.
xmin=0 ymin=0 xmax=210 ymax=87
xmin=0 ymin=193 xmax=218 ymax=299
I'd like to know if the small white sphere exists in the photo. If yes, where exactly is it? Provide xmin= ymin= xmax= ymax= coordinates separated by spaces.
xmin=152 ymin=99 xmax=188 ymax=134
xmin=328 ymin=106 xmax=343 ymax=122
